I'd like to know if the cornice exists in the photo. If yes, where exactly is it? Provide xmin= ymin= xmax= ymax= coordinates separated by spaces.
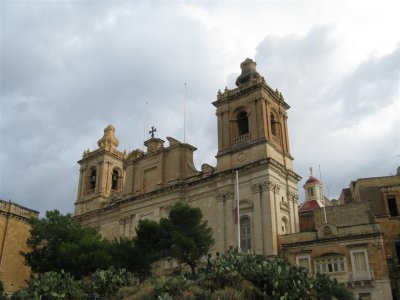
xmin=282 ymin=232 xmax=383 ymax=249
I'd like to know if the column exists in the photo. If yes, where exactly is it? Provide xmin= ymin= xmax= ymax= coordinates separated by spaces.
xmin=260 ymin=181 xmax=278 ymax=256
xmin=97 ymin=162 xmax=103 ymax=193
xmin=216 ymin=193 xmax=226 ymax=253
xmin=251 ymin=183 xmax=263 ymax=253
xmin=224 ymin=191 xmax=235 ymax=251
xmin=78 ymin=168 xmax=85 ymax=199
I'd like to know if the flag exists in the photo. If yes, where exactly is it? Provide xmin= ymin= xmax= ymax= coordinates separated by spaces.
xmin=233 ymin=202 xmax=238 ymax=224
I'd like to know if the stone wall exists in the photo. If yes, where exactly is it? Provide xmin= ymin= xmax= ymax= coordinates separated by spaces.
xmin=0 ymin=200 xmax=39 ymax=294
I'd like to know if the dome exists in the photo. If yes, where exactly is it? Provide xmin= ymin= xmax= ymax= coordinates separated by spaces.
xmin=305 ymin=176 xmax=321 ymax=185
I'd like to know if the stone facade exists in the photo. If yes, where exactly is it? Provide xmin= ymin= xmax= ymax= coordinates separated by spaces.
xmin=282 ymin=171 xmax=400 ymax=300
xmin=0 ymin=200 xmax=39 ymax=294
xmin=74 ymin=59 xmax=301 ymax=257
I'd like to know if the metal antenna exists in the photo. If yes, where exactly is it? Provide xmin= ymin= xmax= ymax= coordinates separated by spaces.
xmin=319 ymin=164 xmax=328 ymax=224
xmin=184 ymin=83 xmax=187 ymax=143
xmin=143 ymin=101 xmax=148 ymax=151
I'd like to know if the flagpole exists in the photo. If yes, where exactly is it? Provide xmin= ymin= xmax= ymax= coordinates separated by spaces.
xmin=236 ymin=170 xmax=241 ymax=252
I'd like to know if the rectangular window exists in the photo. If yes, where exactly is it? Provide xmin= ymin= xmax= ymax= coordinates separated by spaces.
xmin=350 ymin=249 xmax=372 ymax=281
xmin=240 ymin=216 xmax=251 ymax=251
xmin=296 ymin=255 xmax=311 ymax=271
xmin=308 ymin=188 xmax=314 ymax=197
xmin=388 ymin=197 xmax=399 ymax=217
xmin=352 ymin=251 xmax=367 ymax=271
xmin=315 ymin=256 xmax=346 ymax=274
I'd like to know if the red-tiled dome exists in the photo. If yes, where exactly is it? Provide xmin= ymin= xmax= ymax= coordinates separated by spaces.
xmin=305 ymin=176 xmax=321 ymax=185
xmin=298 ymin=200 xmax=320 ymax=212
xmin=298 ymin=199 xmax=333 ymax=212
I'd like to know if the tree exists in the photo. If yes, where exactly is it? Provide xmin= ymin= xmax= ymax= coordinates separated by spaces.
xmin=108 ymin=238 xmax=153 ymax=279
xmin=163 ymin=202 xmax=214 ymax=275
xmin=22 ymin=210 xmax=111 ymax=278
xmin=134 ymin=202 xmax=214 ymax=276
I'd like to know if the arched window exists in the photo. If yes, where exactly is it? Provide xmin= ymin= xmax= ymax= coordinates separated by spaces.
xmin=89 ymin=169 xmax=96 ymax=190
xmin=270 ymin=113 xmax=277 ymax=136
xmin=240 ymin=215 xmax=251 ymax=251
xmin=111 ymin=169 xmax=119 ymax=190
xmin=237 ymin=111 xmax=249 ymax=136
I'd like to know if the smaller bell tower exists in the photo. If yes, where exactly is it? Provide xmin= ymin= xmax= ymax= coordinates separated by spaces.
xmin=213 ymin=58 xmax=293 ymax=172
xmin=75 ymin=125 xmax=126 ymax=216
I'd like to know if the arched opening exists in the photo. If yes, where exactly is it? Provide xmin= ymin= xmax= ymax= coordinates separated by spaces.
xmin=270 ymin=113 xmax=278 ymax=136
xmin=240 ymin=215 xmax=251 ymax=251
xmin=89 ymin=169 xmax=96 ymax=190
xmin=237 ymin=111 xmax=249 ymax=136
xmin=111 ymin=169 xmax=119 ymax=190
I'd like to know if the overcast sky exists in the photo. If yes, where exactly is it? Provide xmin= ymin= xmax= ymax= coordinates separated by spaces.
xmin=1 ymin=0 xmax=399 ymax=216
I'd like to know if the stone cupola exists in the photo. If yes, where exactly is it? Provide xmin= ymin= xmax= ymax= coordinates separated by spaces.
xmin=97 ymin=125 xmax=119 ymax=150
xmin=235 ymin=58 xmax=261 ymax=86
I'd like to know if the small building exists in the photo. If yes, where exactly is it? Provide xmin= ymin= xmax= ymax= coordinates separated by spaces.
xmin=0 ymin=200 xmax=39 ymax=294
xmin=298 ymin=171 xmax=333 ymax=232
xmin=281 ymin=169 xmax=400 ymax=300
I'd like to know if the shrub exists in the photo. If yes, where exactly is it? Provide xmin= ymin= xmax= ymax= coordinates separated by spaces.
xmin=21 ymin=270 xmax=86 ymax=300
xmin=0 ymin=281 xmax=6 ymax=300
xmin=10 ymin=289 xmax=31 ymax=300
xmin=85 ymin=267 xmax=135 ymax=299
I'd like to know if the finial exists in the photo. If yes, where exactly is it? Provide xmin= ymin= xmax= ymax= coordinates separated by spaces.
xmin=97 ymin=125 xmax=119 ymax=150
xmin=235 ymin=58 xmax=260 ymax=87
xmin=149 ymin=126 xmax=157 ymax=138
xmin=218 ymin=89 xmax=222 ymax=95
xmin=310 ymin=167 xmax=313 ymax=177
xmin=224 ymin=86 xmax=228 ymax=92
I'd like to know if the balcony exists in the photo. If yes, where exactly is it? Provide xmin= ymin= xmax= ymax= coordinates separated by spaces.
xmin=234 ymin=133 xmax=251 ymax=145
xmin=348 ymin=271 xmax=374 ymax=283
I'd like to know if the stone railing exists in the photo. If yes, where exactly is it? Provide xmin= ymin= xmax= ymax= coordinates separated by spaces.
xmin=348 ymin=271 xmax=374 ymax=283
xmin=217 ymin=77 xmax=265 ymax=101
xmin=234 ymin=133 xmax=251 ymax=145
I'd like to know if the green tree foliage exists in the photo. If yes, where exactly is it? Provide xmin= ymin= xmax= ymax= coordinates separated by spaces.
xmin=162 ymin=202 xmax=214 ymax=275
xmin=134 ymin=202 xmax=214 ymax=275
xmin=0 ymin=280 xmax=6 ymax=300
xmin=133 ymin=219 xmax=168 ymax=276
xmin=22 ymin=210 xmax=111 ymax=278
xmin=108 ymin=238 xmax=151 ymax=277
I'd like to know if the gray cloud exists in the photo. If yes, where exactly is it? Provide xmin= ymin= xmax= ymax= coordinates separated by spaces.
xmin=1 ymin=2 xmax=224 ymax=214
xmin=1 ymin=3 xmax=398 ymax=215
xmin=255 ymin=27 xmax=399 ymax=200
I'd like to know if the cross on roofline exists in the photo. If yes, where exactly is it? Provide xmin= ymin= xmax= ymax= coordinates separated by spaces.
xmin=149 ymin=126 xmax=157 ymax=138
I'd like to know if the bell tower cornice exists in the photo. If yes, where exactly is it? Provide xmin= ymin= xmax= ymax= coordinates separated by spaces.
xmin=213 ymin=78 xmax=290 ymax=111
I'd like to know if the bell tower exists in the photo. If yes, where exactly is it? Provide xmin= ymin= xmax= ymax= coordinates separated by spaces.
xmin=213 ymin=58 xmax=293 ymax=172
xmin=75 ymin=125 xmax=126 ymax=216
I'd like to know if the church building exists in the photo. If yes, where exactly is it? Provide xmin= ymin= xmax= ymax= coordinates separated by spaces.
xmin=74 ymin=58 xmax=301 ymax=257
